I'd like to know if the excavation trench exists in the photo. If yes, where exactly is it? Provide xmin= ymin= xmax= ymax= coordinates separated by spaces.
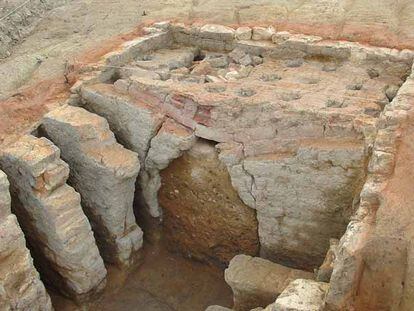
xmin=1 ymin=22 xmax=413 ymax=311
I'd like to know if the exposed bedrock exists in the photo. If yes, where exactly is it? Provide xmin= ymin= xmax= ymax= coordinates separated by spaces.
xmin=0 ymin=170 xmax=52 ymax=310
xmin=40 ymin=105 xmax=142 ymax=267
xmin=224 ymin=254 xmax=313 ymax=311
xmin=0 ymin=136 xmax=106 ymax=301
xmin=159 ymin=140 xmax=259 ymax=266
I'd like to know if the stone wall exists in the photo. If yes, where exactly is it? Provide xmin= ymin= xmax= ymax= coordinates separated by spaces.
xmin=326 ymin=60 xmax=414 ymax=311
xmin=0 ymin=135 xmax=107 ymax=301
xmin=72 ymin=23 xmax=414 ymax=272
xmin=187 ymin=0 xmax=414 ymax=50
xmin=41 ymin=105 xmax=143 ymax=267
xmin=0 ymin=170 xmax=52 ymax=310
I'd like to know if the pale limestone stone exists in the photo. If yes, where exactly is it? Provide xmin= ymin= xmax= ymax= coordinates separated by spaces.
xmin=235 ymin=27 xmax=252 ymax=40
xmin=368 ymin=150 xmax=395 ymax=175
xmin=325 ymin=221 xmax=370 ymax=310
xmin=80 ymin=83 xmax=165 ymax=164
xmin=0 ymin=215 xmax=53 ymax=311
xmin=191 ymin=61 xmax=214 ymax=75
xmin=200 ymin=24 xmax=235 ymax=41
xmin=0 ymin=170 xmax=11 ymax=218
xmin=252 ymin=27 xmax=275 ymax=41
xmin=205 ymin=306 xmax=232 ymax=311
xmin=274 ymin=279 xmax=329 ymax=311
xmin=41 ymin=106 xmax=142 ymax=267
xmin=204 ymin=53 xmax=229 ymax=68
xmin=316 ymin=239 xmax=339 ymax=282
xmin=226 ymin=143 xmax=366 ymax=270
xmin=229 ymin=48 xmax=247 ymax=64
xmin=133 ymin=47 xmax=196 ymax=71
xmin=141 ymin=118 xmax=196 ymax=217
xmin=153 ymin=21 xmax=171 ymax=30
xmin=224 ymin=254 xmax=313 ymax=311
xmin=119 ymin=66 xmax=161 ymax=80
xmin=0 ymin=171 xmax=52 ymax=311
xmin=143 ymin=27 xmax=163 ymax=35
xmin=0 ymin=136 xmax=106 ymax=301
xmin=271 ymin=31 xmax=291 ymax=44
xmin=103 ymin=32 xmax=173 ymax=68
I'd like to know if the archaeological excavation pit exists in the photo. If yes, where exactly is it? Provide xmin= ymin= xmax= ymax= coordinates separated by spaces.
xmin=1 ymin=21 xmax=414 ymax=311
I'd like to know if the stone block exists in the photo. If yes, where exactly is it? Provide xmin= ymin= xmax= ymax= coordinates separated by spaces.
xmin=235 ymin=27 xmax=252 ymax=41
xmin=0 ymin=170 xmax=52 ymax=310
xmin=141 ymin=118 xmax=196 ymax=217
xmin=252 ymin=27 xmax=275 ymax=41
xmin=0 ymin=170 xmax=11 ymax=218
xmin=205 ymin=306 xmax=233 ymax=311
xmin=0 ymin=215 xmax=53 ymax=310
xmin=224 ymin=254 xmax=313 ymax=311
xmin=80 ymin=83 xmax=165 ymax=164
xmin=274 ymin=279 xmax=329 ymax=311
xmin=0 ymin=135 xmax=107 ymax=301
xmin=41 ymin=105 xmax=142 ymax=267
xmin=316 ymin=239 xmax=339 ymax=282
xmin=200 ymin=24 xmax=235 ymax=41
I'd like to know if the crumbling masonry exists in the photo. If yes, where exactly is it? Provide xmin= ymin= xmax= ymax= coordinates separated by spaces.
xmin=1 ymin=21 xmax=414 ymax=310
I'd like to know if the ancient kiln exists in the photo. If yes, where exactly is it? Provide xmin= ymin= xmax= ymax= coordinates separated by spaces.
xmin=1 ymin=21 xmax=414 ymax=310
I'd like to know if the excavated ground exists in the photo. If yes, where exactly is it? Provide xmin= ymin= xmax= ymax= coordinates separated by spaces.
xmin=1 ymin=21 xmax=414 ymax=311
xmin=50 ymin=216 xmax=233 ymax=310
xmin=80 ymin=33 xmax=408 ymax=269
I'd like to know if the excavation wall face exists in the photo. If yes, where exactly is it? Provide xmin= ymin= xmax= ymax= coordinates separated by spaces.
xmin=74 ymin=23 xmax=413 ymax=273
xmin=0 ymin=135 xmax=107 ymax=301
xmin=0 ymin=170 xmax=52 ymax=310
xmin=159 ymin=140 xmax=259 ymax=266
xmin=41 ymin=105 xmax=142 ymax=267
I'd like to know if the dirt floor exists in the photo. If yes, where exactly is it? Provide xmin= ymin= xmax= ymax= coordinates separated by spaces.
xmin=49 ymin=213 xmax=233 ymax=311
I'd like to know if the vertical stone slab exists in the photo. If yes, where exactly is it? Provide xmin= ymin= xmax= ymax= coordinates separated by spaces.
xmin=143 ymin=118 xmax=196 ymax=217
xmin=80 ymin=84 xmax=165 ymax=164
xmin=0 ymin=170 xmax=52 ymax=310
xmin=79 ymin=84 xmax=166 ymax=217
xmin=41 ymin=105 xmax=142 ymax=267
xmin=0 ymin=136 xmax=107 ymax=301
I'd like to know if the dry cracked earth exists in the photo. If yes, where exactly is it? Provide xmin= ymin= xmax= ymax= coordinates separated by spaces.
xmin=1 ymin=1 xmax=414 ymax=311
